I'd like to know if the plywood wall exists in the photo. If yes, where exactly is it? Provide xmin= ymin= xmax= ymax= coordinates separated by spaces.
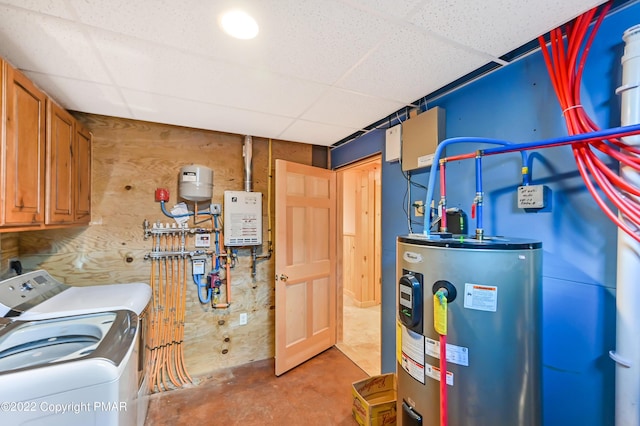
xmin=16 ymin=113 xmax=317 ymax=380
xmin=0 ymin=233 xmax=20 ymax=276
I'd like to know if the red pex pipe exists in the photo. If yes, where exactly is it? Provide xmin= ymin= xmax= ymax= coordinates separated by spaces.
xmin=445 ymin=152 xmax=476 ymax=162
xmin=440 ymin=334 xmax=448 ymax=426
xmin=430 ymin=2 xmax=640 ymax=245
xmin=440 ymin=160 xmax=448 ymax=231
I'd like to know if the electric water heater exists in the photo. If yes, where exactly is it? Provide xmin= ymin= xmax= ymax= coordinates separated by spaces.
xmin=396 ymin=235 xmax=542 ymax=426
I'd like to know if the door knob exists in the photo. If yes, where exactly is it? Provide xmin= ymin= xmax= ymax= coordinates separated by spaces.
xmin=279 ymin=274 xmax=288 ymax=282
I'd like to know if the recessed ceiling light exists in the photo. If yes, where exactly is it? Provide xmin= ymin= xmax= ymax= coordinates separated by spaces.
xmin=220 ymin=10 xmax=259 ymax=40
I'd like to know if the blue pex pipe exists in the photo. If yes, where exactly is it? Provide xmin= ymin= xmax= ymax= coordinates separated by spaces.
xmin=423 ymin=138 xmax=526 ymax=236
xmin=161 ymin=200 xmax=192 ymax=218
xmin=482 ymin=123 xmax=640 ymax=155
xmin=475 ymin=155 xmax=483 ymax=232
xmin=422 ymin=123 xmax=640 ymax=237
xmin=194 ymin=274 xmax=211 ymax=303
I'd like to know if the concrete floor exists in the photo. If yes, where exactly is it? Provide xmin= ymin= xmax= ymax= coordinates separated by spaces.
xmin=144 ymin=347 xmax=368 ymax=425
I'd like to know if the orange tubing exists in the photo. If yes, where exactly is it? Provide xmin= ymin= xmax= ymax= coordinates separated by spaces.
xmin=159 ymin=257 xmax=170 ymax=391
xmin=174 ymin=256 xmax=188 ymax=385
xmin=147 ymin=259 xmax=158 ymax=392
xmin=165 ymin=255 xmax=179 ymax=387
xmin=179 ymin=256 xmax=193 ymax=383
xmin=147 ymin=232 xmax=194 ymax=392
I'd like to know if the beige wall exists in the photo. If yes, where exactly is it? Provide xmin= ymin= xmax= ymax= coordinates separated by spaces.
xmin=1 ymin=113 xmax=317 ymax=380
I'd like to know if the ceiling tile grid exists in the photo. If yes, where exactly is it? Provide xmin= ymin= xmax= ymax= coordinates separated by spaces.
xmin=121 ymin=88 xmax=297 ymax=139
xmin=23 ymin=72 xmax=131 ymax=118
xmin=0 ymin=0 xmax=610 ymax=146
xmin=279 ymin=119 xmax=361 ymax=146
xmin=335 ymin=24 xmax=492 ymax=104
xmin=88 ymin=29 xmax=328 ymax=118
xmin=408 ymin=0 xmax=608 ymax=57
xmin=0 ymin=5 xmax=111 ymax=84
xmin=300 ymin=87 xmax=407 ymax=128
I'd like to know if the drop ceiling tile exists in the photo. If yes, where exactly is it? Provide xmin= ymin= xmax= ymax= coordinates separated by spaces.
xmin=0 ymin=0 xmax=74 ymax=19
xmin=121 ymin=89 xmax=296 ymax=140
xmin=338 ymin=25 xmax=490 ymax=103
xmin=279 ymin=119 xmax=360 ymax=146
xmin=337 ymin=0 xmax=424 ymax=19
xmin=90 ymin=30 xmax=328 ymax=118
xmin=0 ymin=6 xmax=111 ymax=83
xmin=216 ymin=0 xmax=388 ymax=84
xmin=409 ymin=0 xmax=605 ymax=57
xmin=66 ymin=0 xmax=212 ymax=48
xmin=23 ymin=72 xmax=131 ymax=118
xmin=302 ymin=88 xmax=406 ymax=128
xmin=68 ymin=0 xmax=388 ymax=85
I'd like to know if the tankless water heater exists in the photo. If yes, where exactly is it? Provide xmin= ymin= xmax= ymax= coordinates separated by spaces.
xmin=223 ymin=191 xmax=262 ymax=246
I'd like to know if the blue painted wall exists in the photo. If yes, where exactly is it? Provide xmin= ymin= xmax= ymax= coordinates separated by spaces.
xmin=331 ymin=3 xmax=640 ymax=425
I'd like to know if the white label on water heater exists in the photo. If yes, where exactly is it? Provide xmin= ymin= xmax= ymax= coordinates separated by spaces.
xmin=400 ymin=325 xmax=425 ymax=384
xmin=401 ymin=353 xmax=425 ymax=385
xmin=425 ymin=337 xmax=469 ymax=367
xmin=464 ymin=283 xmax=498 ymax=312
xmin=425 ymin=363 xmax=454 ymax=386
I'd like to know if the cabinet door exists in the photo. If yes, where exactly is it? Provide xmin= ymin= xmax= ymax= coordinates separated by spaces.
xmin=74 ymin=123 xmax=91 ymax=224
xmin=2 ymin=64 xmax=46 ymax=226
xmin=46 ymin=100 xmax=75 ymax=224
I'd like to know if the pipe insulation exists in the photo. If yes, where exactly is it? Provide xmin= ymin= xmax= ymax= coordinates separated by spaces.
xmin=243 ymin=135 xmax=253 ymax=192
xmin=614 ymin=23 xmax=640 ymax=426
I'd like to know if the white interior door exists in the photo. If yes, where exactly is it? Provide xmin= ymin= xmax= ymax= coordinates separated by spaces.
xmin=274 ymin=159 xmax=336 ymax=376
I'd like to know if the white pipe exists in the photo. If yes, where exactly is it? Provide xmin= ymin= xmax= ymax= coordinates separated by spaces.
xmin=613 ymin=23 xmax=640 ymax=426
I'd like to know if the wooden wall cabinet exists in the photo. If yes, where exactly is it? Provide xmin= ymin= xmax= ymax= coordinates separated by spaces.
xmin=74 ymin=123 xmax=91 ymax=224
xmin=46 ymin=100 xmax=75 ymax=224
xmin=1 ymin=61 xmax=46 ymax=227
xmin=1 ymin=59 xmax=91 ymax=232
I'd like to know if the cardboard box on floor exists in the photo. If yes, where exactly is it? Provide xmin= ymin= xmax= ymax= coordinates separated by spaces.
xmin=351 ymin=373 xmax=397 ymax=426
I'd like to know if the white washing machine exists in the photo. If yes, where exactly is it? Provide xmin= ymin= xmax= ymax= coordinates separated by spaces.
xmin=0 ymin=270 xmax=151 ymax=426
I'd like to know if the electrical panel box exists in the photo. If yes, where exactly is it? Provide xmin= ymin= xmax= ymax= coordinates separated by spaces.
xmin=223 ymin=191 xmax=263 ymax=246
xmin=385 ymin=124 xmax=401 ymax=163
xmin=401 ymin=107 xmax=446 ymax=171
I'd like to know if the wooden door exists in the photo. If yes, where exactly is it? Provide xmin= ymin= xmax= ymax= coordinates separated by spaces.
xmin=46 ymin=100 xmax=74 ymax=224
xmin=75 ymin=123 xmax=91 ymax=223
xmin=274 ymin=159 xmax=336 ymax=376
xmin=2 ymin=63 xmax=46 ymax=226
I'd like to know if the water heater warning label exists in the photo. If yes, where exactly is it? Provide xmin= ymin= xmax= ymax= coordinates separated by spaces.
xmin=400 ymin=325 xmax=425 ymax=384
xmin=464 ymin=283 xmax=498 ymax=312
xmin=425 ymin=338 xmax=469 ymax=367
xmin=425 ymin=363 xmax=453 ymax=386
